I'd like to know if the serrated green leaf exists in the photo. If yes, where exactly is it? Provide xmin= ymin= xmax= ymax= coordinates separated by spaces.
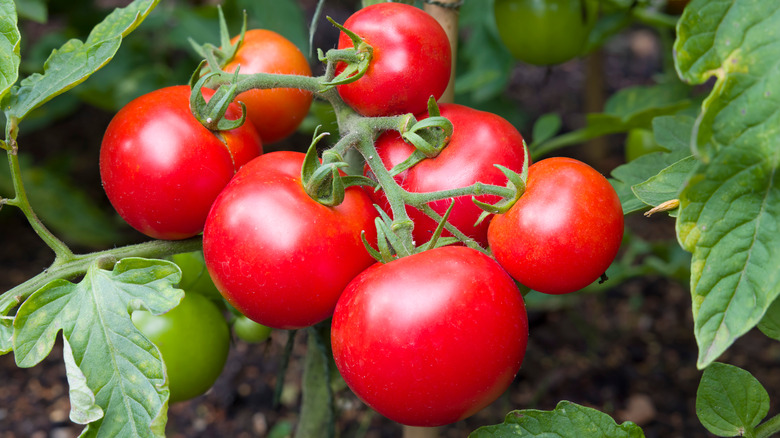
xmin=673 ymin=0 xmax=780 ymax=368
xmin=758 ymin=296 xmax=780 ymax=341
xmin=632 ymin=156 xmax=698 ymax=216
xmin=604 ymin=82 xmax=691 ymax=123
xmin=469 ymin=401 xmax=645 ymax=438
xmin=6 ymin=0 xmax=158 ymax=122
xmin=12 ymin=257 xmax=183 ymax=437
xmin=1 ymin=0 xmax=21 ymax=103
xmin=696 ymin=362 xmax=769 ymax=437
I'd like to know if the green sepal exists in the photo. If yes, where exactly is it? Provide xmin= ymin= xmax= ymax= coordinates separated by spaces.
xmin=188 ymin=6 xmax=247 ymax=72
xmin=389 ymin=102 xmax=454 ymax=176
xmin=188 ymin=69 xmax=246 ymax=132
xmin=318 ymin=17 xmax=373 ymax=90
xmin=473 ymin=142 xmax=531 ymax=224
xmin=421 ymin=200 xmax=457 ymax=251
xmin=301 ymin=132 xmax=358 ymax=207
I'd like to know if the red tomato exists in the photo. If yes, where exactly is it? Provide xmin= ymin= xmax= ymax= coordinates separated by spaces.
xmin=224 ymin=29 xmax=313 ymax=144
xmin=367 ymin=103 xmax=527 ymax=246
xmin=202 ymin=151 xmax=378 ymax=329
xmin=488 ymin=157 xmax=624 ymax=294
xmin=336 ymin=3 xmax=451 ymax=117
xmin=100 ymin=85 xmax=262 ymax=240
xmin=331 ymin=246 xmax=528 ymax=427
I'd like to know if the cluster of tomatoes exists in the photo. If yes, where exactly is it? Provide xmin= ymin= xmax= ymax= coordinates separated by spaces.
xmin=98 ymin=2 xmax=624 ymax=427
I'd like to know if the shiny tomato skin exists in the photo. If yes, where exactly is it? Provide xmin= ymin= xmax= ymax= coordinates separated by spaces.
xmin=225 ymin=29 xmax=313 ymax=144
xmin=336 ymin=3 xmax=451 ymax=117
xmin=488 ymin=157 xmax=624 ymax=294
xmin=332 ymin=246 xmax=528 ymax=427
xmin=203 ymin=151 xmax=379 ymax=330
xmin=368 ymin=103 xmax=527 ymax=246
xmin=100 ymin=85 xmax=262 ymax=240
xmin=132 ymin=292 xmax=230 ymax=403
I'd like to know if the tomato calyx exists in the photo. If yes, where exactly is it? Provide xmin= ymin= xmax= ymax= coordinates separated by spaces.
xmin=301 ymin=131 xmax=376 ymax=207
xmin=189 ymin=7 xmax=246 ymax=73
xmin=473 ymin=144 xmax=530 ymax=225
xmin=188 ymin=68 xmax=247 ymax=132
xmin=389 ymin=98 xmax=454 ymax=176
xmin=318 ymin=18 xmax=373 ymax=90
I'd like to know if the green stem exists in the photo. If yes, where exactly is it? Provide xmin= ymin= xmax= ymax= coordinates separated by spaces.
xmin=5 ymin=147 xmax=74 ymax=261
xmin=756 ymin=413 xmax=780 ymax=438
xmin=0 ymin=237 xmax=202 ymax=314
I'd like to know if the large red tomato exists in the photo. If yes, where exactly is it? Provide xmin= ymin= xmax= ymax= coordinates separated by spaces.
xmin=336 ymin=2 xmax=451 ymax=117
xmin=224 ymin=29 xmax=313 ymax=144
xmin=488 ymin=157 xmax=624 ymax=294
xmin=100 ymin=85 xmax=262 ymax=240
xmin=331 ymin=246 xmax=528 ymax=427
xmin=202 ymin=151 xmax=378 ymax=329
xmin=367 ymin=103 xmax=527 ymax=246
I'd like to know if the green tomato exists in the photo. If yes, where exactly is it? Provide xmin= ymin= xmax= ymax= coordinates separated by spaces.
xmin=233 ymin=315 xmax=273 ymax=343
xmin=172 ymin=251 xmax=222 ymax=301
xmin=133 ymin=292 xmax=230 ymax=403
xmin=494 ymin=0 xmax=597 ymax=66
xmin=625 ymin=129 xmax=666 ymax=162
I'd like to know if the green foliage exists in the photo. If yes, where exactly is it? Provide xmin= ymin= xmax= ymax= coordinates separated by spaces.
xmin=3 ymin=0 xmax=159 ymax=124
xmin=12 ymin=258 xmax=183 ymax=437
xmin=696 ymin=363 xmax=770 ymax=437
xmin=673 ymin=0 xmax=780 ymax=368
xmin=469 ymin=401 xmax=645 ymax=438
xmin=1 ymin=0 xmax=21 ymax=104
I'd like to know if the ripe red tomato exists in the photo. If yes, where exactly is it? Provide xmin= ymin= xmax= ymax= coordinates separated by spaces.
xmin=488 ymin=157 xmax=624 ymax=294
xmin=367 ymin=103 xmax=527 ymax=246
xmin=132 ymin=292 xmax=230 ymax=403
xmin=203 ymin=151 xmax=378 ymax=329
xmin=331 ymin=246 xmax=528 ymax=427
xmin=100 ymin=85 xmax=262 ymax=240
xmin=336 ymin=2 xmax=451 ymax=117
xmin=224 ymin=29 xmax=313 ymax=144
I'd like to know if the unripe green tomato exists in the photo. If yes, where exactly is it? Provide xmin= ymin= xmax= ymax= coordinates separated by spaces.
xmin=132 ymin=292 xmax=230 ymax=403
xmin=233 ymin=315 xmax=273 ymax=343
xmin=494 ymin=0 xmax=597 ymax=66
xmin=625 ymin=128 xmax=665 ymax=162
xmin=172 ymin=251 xmax=222 ymax=301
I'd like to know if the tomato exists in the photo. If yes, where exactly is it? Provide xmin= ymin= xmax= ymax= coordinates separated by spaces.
xmin=625 ymin=128 xmax=665 ymax=162
xmin=172 ymin=251 xmax=222 ymax=301
xmin=203 ymin=151 xmax=378 ymax=330
xmin=132 ymin=291 xmax=230 ymax=403
xmin=336 ymin=2 xmax=451 ymax=117
xmin=494 ymin=0 xmax=597 ymax=66
xmin=331 ymin=246 xmax=528 ymax=427
xmin=233 ymin=315 xmax=273 ymax=343
xmin=488 ymin=157 xmax=624 ymax=294
xmin=224 ymin=29 xmax=313 ymax=144
xmin=367 ymin=103 xmax=527 ymax=247
xmin=100 ymin=85 xmax=262 ymax=240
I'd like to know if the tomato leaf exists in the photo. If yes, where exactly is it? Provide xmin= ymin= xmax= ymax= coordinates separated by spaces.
xmin=696 ymin=363 xmax=769 ymax=437
xmin=674 ymin=0 xmax=780 ymax=369
xmin=12 ymin=257 xmax=183 ymax=437
xmin=469 ymin=401 xmax=645 ymax=438
xmin=610 ymin=115 xmax=696 ymax=214
xmin=530 ymin=113 xmax=562 ymax=147
xmin=0 ymin=0 xmax=21 ymax=104
xmin=4 ymin=0 xmax=158 ymax=122
xmin=757 ymin=297 xmax=780 ymax=341
xmin=0 ymin=316 xmax=12 ymax=354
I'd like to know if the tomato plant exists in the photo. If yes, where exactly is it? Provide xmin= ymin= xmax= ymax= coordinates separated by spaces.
xmin=488 ymin=157 xmax=624 ymax=294
xmin=368 ymin=103 xmax=527 ymax=246
xmin=171 ymin=251 xmax=222 ymax=301
xmin=132 ymin=291 xmax=230 ymax=403
xmin=202 ymin=151 xmax=378 ymax=329
xmin=624 ymin=128 xmax=666 ymax=162
xmin=224 ymin=29 xmax=313 ymax=144
xmin=493 ymin=0 xmax=597 ymax=66
xmin=331 ymin=246 xmax=528 ymax=427
xmin=335 ymin=2 xmax=451 ymax=117
xmin=99 ymin=85 xmax=263 ymax=240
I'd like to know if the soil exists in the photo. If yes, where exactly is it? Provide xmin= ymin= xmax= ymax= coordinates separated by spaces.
xmin=2 ymin=6 xmax=780 ymax=438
